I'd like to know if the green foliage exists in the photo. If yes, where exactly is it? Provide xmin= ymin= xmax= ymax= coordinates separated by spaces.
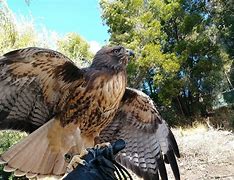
xmin=0 ymin=131 xmax=26 ymax=154
xmin=100 ymin=0 xmax=233 ymax=119
xmin=0 ymin=1 xmax=36 ymax=54
xmin=0 ymin=131 xmax=27 ymax=180
xmin=210 ymin=0 xmax=234 ymax=89
xmin=57 ymin=33 xmax=94 ymax=66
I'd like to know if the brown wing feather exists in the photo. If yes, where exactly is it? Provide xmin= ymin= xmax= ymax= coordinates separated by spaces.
xmin=99 ymin=87 xmax=180 ymax=180
xmin=0 ymin=47 xmax=84 ymax=132
xmin=0 ymin=46 xmax=130 ymax=177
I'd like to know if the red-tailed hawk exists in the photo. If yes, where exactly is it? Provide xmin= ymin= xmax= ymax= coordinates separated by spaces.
xmin=0 ymin=46 xmax=180 ymax=180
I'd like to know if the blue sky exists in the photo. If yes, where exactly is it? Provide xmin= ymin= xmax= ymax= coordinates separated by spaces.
xmin=7 ymin=0 xmax=110 ymax=47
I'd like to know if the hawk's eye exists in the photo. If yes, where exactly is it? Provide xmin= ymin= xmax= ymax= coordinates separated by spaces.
xmin=114 ymin=49 xmax=119 ymax=54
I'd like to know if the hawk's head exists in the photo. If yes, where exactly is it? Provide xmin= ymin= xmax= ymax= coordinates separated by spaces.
xmin=91 ymin=46 xmax=134 ymax=71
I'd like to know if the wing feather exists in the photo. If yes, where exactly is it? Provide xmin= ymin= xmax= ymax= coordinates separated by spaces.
xmin=0 ymin=47 xmax=84 ymax=132
xmin=99 ymin=87 xmax=180 ymax=180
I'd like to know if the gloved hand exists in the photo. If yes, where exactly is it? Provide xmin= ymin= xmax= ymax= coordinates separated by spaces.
xmin=63 ymin=139 xmax=133 ymax=180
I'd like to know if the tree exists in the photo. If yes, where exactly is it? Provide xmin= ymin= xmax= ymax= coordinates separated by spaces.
xmin=57 ymin=33 xmax=93 ymax=66
xmin=0 ymin=1 xmax=37 ymax=54
xmin=209 ymin=0 xmax=234 ymax=89
xmin=100 ymin=0 xmax=232 ymax=120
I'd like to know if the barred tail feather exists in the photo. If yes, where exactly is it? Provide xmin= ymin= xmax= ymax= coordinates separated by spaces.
xmin=0 ymin=119 xmax=75 ymax=178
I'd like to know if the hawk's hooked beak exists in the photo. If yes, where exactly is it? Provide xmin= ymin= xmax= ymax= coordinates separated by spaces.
xmin=126 ymin=49 xmax=135 ymax=58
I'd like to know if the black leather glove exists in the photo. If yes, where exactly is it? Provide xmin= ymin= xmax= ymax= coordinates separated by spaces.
xmin=63 ymin=139 xmax=133 ymax=180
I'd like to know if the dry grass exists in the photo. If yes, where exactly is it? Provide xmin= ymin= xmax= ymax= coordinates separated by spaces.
xmin=133 ymin=123 xmax=234 ymax=180
xmin=169 ymin=124 xmax=234 ymax=180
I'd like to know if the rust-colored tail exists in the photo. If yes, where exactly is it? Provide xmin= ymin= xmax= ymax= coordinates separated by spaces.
xmin=0 ymin=119 xmax=79 ymax=179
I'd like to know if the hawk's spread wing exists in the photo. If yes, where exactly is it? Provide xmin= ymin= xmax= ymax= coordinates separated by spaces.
xmin=0 ymin=47 xmax=84 ymax=132
xmin=0 ymin=47 xmax=88 ymax=177
xmin=0 ymin=46 xmax=130 ymax=178
xmin=99 ymin=88 xmax=180 ymax=180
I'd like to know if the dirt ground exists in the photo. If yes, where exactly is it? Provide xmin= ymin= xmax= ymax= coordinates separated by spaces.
xmin=133 ymin=125 xmax=234 ymax=180
xmin=169 ymin=125 xmax=234 ymax=180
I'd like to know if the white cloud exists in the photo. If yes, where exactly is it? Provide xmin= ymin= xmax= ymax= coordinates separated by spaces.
xmin=89 ymin=41 xmax=102 ymax=54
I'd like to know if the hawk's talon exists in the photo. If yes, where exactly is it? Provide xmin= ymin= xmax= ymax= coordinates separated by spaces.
xmin=95 ymin=142 xmax=111 ymax=149
xmin=80 ymin=149 xmax=89 ymax=157
xmin=67 ymin=155 xmax=87 ymax=173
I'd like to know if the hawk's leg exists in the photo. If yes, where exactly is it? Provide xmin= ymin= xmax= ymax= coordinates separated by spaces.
xmin=66 ymin=133 xmax=97 ymax=172
xmin=66 ymin=148 xmax=88 ymax=172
